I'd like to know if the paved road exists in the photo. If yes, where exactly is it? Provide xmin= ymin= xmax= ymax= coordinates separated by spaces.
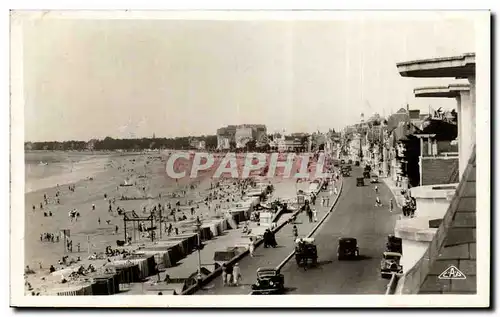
xmin=280 ymin=167 xmax=401 ymax=294
xmin=197 ymin=182 xmax=341 ymax=295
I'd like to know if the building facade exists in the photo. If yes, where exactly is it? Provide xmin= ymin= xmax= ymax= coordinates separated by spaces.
xmin=216 ymin=124 xmax=267 ymax=150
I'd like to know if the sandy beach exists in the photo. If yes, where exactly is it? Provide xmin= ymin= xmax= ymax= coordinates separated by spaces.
xmin=24 ymin=150 xmax=313 ymax=295
xmin=25 ymin=151 xmax=214 ymax=269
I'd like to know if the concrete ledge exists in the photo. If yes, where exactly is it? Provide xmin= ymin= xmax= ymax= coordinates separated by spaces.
xmin=397 ymin=53 xmax=476 ymax=78
xmin=395 ymin=217 xmax=438 ymax=242
xmin=410 ymin=184 xmax=458 ymax=199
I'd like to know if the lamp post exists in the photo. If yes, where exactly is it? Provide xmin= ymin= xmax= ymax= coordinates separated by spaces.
xmin=195 ymin=218 xmax=203 ymax=284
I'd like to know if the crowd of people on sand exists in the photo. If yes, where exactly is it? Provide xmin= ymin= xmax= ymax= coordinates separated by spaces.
xmin=27 ymin=154 xmax=294 ymax=294
xmin=40 ymin=232 xmax=59 ymax=243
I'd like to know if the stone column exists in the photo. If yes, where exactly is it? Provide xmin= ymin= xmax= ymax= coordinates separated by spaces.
xmin=459 ymin=90 xmax=472 ymax=178
xmin=455 ymin=95 xmax=463 ymax=176
xmin=468 ymin=76 xmax=476 ymax=153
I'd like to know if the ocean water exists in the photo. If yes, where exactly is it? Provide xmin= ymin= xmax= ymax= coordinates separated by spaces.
xmin=25 ymin=152 xmax=112 ymax=193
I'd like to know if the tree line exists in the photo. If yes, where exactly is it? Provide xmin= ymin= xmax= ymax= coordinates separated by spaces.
xmin=25 ymin=135 xmax=219 ymax=151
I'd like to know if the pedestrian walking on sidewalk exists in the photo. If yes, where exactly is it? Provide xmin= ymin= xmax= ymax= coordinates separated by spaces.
xmin=389 ymin=198 xmax=394 ymax=213
xmin=225 ymin=263 xmax=233 ymax=286
xmin=232 ymin=263 xmax=242 ymax=286
xmin=321 ymin=196 xmax=325 ymax=207
xmin=307 ymin=208 xmax=313 ymax=223
xmin=222 ymin=264 xmax=228 ymax=286
xmin=325 ymin=197 xmax=330 ymax=207
xmin=292 ymin=225 xmax=298 ymax=241
xmin=334 ymin=187 xmax=338 ymax=195
xmin=249 ymin=238 xmax=255 ymax=257
xmin=313 ymin=208 xmax=318 ymax=222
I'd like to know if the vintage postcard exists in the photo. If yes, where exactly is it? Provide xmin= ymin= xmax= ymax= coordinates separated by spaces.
xmin=10 ymin=10 xmax=490 ymax=308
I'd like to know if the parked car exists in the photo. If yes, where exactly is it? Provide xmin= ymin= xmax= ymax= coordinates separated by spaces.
xmin=356 ymin=177 xmax=364 ymax=187
xmin=380 ymin=252 xmax=403 ymax=279
xmin=337 ymin=237 xmax=360 ymax=260
xmin=251 ymin=268 xmax=285 ymax=294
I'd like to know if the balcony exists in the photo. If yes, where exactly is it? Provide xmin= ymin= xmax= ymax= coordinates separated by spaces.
xmin=395 ymin=183 xmax=458 ymax=272
xmin=394 ymin=146 xmax=476 ymax=294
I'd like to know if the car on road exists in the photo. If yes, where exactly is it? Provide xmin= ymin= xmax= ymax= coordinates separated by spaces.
xmin=385 ymin=235 xmax=403 ymax=254
xmin=337 ymin=237 xmax=360 ymax=260
xmin=380 ymin=252 xmax=403 ymax=279
xmin=342 ymin=170 xmax=351 ymax=177
xmin=251 ymin=268 xmax=285 ymax=294
xmin=370 ymin=175 xmax=379 ymax=183
xmin=356 ymin=177 xmax=364 ymax=187
xmin=295 ymin=237 xmax=318 ymax=268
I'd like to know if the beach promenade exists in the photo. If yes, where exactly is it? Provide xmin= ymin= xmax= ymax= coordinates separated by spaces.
xmin=197 ymin=178 xmax=342 ymax=295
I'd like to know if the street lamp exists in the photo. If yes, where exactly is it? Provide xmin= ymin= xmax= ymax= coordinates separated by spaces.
xmin=195 ymin=218 xmax=203 ymax=284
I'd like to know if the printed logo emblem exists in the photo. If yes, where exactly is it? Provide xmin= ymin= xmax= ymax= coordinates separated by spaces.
xmin=438 ymin=265 xmax=466 ymax=279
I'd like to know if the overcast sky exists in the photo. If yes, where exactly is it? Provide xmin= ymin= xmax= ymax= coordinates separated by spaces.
xmin=22 ymin=16 xmax=475 ymax=142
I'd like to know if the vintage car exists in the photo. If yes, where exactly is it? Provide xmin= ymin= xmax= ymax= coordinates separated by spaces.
xmin=356 ymin=177 xmax=364 ymax=187
xmin=341 ymin=170 xmax=351 ymax=177
xmin=385 ymin=235 xmax=403 ymax=254
xmin=341 ymin=165 xmax=352 ymax=172
xmin=370 ymin=175 xmax=379 ymax=183
xmin=337 ymin=237 xmax=360 ymax=260
xmin=251 ymin=267 xmax=285 ymax=294
xmin=380 ymin=252 xmax=403 ymax=279
xmin=295 ymin=238 xmax=318 ymax=268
